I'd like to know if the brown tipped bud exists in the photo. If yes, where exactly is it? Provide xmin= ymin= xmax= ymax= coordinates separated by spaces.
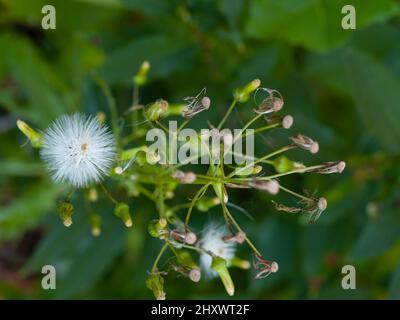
xmin=221 ymin=131 xmax=233 ymax=146
xmin=114 ymin=166 xmax=123 ymax=175
xmin=282 ymin=115 xmax=294 ymax=129
xmin=310 ymin=142 xmax=319 ymax=154
xmin=223 ymin=231 xmax=246 ymax=244
xmin=201 ymin=97 xmax=211 ymax=109
xmin=182 ymin=91 xmax=211 ymax=118
xmin=318 ymin=197 xmax=327 ymax=211
xmin=270 ymin=261 xmax=279 ymax=273
xmin=316 ymin=161 xmax=346 ymax=174
xmin=185 ymin=232 xmax=197 ymax=245
xmin=254 ymin=255 xmax=279 ymax=279
xmin=290 ymin=134 xmax=319 ymax=154
xmin=188 ymin=268 xmax=201 ymax=282
xmin=171 ymin=229 xmax=197 ymax=244
xmin=254 ymin=88 xmax=284 ymax=114
xmin=249 ymin=179 xmax=280 ymax=195
xmin=172 ymin=170 xmax=197 ymax=184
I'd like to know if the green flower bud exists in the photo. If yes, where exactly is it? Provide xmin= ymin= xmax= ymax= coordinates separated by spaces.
xmin=89 ymin=213 xmax=101 ymax=237
xmin=230 ymin=257 xmax=251 ymax=270
xmin=148 ymin=218 xmax=167 ymax=238
xmin=133 ymin=61 xmax=150 ymax=86
xmin=234 ymin=79 xmax=261 ymax=103
xmin=144 ymin=99 xmax=168 ymax=121
xmin=57 ymin=201 xmax=74 ymax=227
xmin=146 ymin=273 xmax=166 ymax=300
xmin=114 ymin=202 xmax=133 ymax=228
xmin=273 ymin=155 xmax=295 ymax=173
xmin=16 ymin=120 xmax=43 ymax=148
xmin=233 ymin=164 xmax=262 ymax=176
xmin=211 ymin=256 xmax=235 ymax=296
xmin=196 ymin=196 xmax=220 ymax=212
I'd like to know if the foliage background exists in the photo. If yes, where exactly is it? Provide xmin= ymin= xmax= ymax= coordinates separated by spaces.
xmin=0 ymin=0 xmax=400 ymax=299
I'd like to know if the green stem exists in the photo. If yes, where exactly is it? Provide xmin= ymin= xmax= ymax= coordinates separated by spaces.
xmin=152 ymin=242 xmax=169 ymax=273
xmin=217 ymin=98 xmax=238 ymax=130
xmin=184 ymin=183 xmax=210 ymax=227
xmin=99 ymin=182 xmax=118 ymax=204
xmin=220 ymin=200 xmax=261 ymax=257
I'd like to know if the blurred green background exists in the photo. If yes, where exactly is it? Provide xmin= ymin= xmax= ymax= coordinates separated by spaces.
xmin=1 ymin=0 xmax=400 ymax=299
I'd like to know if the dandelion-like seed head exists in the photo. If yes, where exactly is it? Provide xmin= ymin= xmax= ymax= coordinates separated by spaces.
xmin=199 ymin=224 xmax=236 ymax=278
xmin=40 ymin=114 xmax=116 ymax=188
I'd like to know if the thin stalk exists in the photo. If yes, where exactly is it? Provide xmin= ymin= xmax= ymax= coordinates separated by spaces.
xmin=217 ymin=98 xmax=238 ymax=130
xmin=184 ymin=183 xmax=210 ymax=227
xmin=152 ymin=242 xmax=169 ymax=273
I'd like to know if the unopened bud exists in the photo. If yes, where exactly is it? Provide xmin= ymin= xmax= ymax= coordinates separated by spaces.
xmin=114 ymin=166 xmax=123 ymax=175
xmin=87 ymin=188 xmax=98 ymax=202
xmin=316 ymin=161 xmax=346 ymax=174
xmin=223 ymin=231 xmax=246 ymax=244
xmin=172 ymin=170 xmax=197 ymax=184
xmin=146 ymin=273 xmax=166 ymax=300
xmin=89 ymin=213 xmax=101 ymax=237
xmin=57 ymin=201 xmax=74 ymax=227
xmin=211 ymin=256 xmax=235 ymax=296
xmin=170 ymin=229 xmax=197 ymax=244
xmin=235 ymin=79 xmax=261 ymax=102
xmin=318 ymin=197 xmax=327 ymax=211
xmin=290 ymin=134 xmax=319 ymax=154
xmin=249 ymin=179 xmax=280 ymax=195
xmin=282 ymin=115 xmax=294 ymax=129
xmin=134 ymin=60 xmax=150 ymax=86
xmin=145 ymin=99 xmax=168 ymax=121
xmin=114 ymin=202 xmax=133 ymax=227
xmin=231 ymin=257 xmax=251 ymax=269
xmin=188 ymin=268 xmax=201 ymax=282
xmin=16 ymin=120 xmax=43 ymax=148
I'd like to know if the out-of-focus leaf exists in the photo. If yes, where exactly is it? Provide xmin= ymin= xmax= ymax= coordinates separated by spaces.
xmin=100 ymin=35 xmax=197 ymax=85
xmin=246 ymin=0 xmax=398 ymax=51
xmin=0 ymin=160 xmax=43 ymax=176
xmin=350 ymin=208 xmax=400 ymax=262
xmin=389 ymin=262 xmax=400 ymax=299
xmin=24 ymin=207 xmax=124 ymax=298
xmin=0 ymin=182 xmax=62 ymax=241
xmin=307 ymin=45 xmax=400 ymax=153
xmin=0 ymin=33 xmax=76 ymax=126
xmin=346 ymin=49 xmax=400 ymax=153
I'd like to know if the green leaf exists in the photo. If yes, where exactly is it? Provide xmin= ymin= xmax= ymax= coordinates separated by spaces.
xmin=24 ymin=209 xmax=124 ymax=298
xmin=246 ymin=0 xmax=398 ymax=51
xmin=100 ymin=35 xmax=197 ymax=85
xmin=346 ymin=49 xmax=400 ymax=153
xmin=350 ymin=208 xmax=400 ymax=262
xmin=389 ymin=262 xmax=400 ymax=299
xmin=0 ymin=182 xmax=63 ymax=241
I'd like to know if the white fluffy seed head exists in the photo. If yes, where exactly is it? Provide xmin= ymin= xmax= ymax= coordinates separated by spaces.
xmin=199 ymin=224 xmax=236 ymax=278
xmin=40 ymin=114 xmax=116 ymax=188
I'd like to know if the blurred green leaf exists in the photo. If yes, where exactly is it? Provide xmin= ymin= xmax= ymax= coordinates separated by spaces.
xmin=246 ymin=0 xmax=398 ymax=51
xmin=24 ymin=207 xmax=124 ymax=298
xmin=0 ymin=182 xmax=62 ymax=241
xmin=350 ymin=207 xmax=400 ymax=262
xmin=389 ymin=262 xmax=400 ymax=299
